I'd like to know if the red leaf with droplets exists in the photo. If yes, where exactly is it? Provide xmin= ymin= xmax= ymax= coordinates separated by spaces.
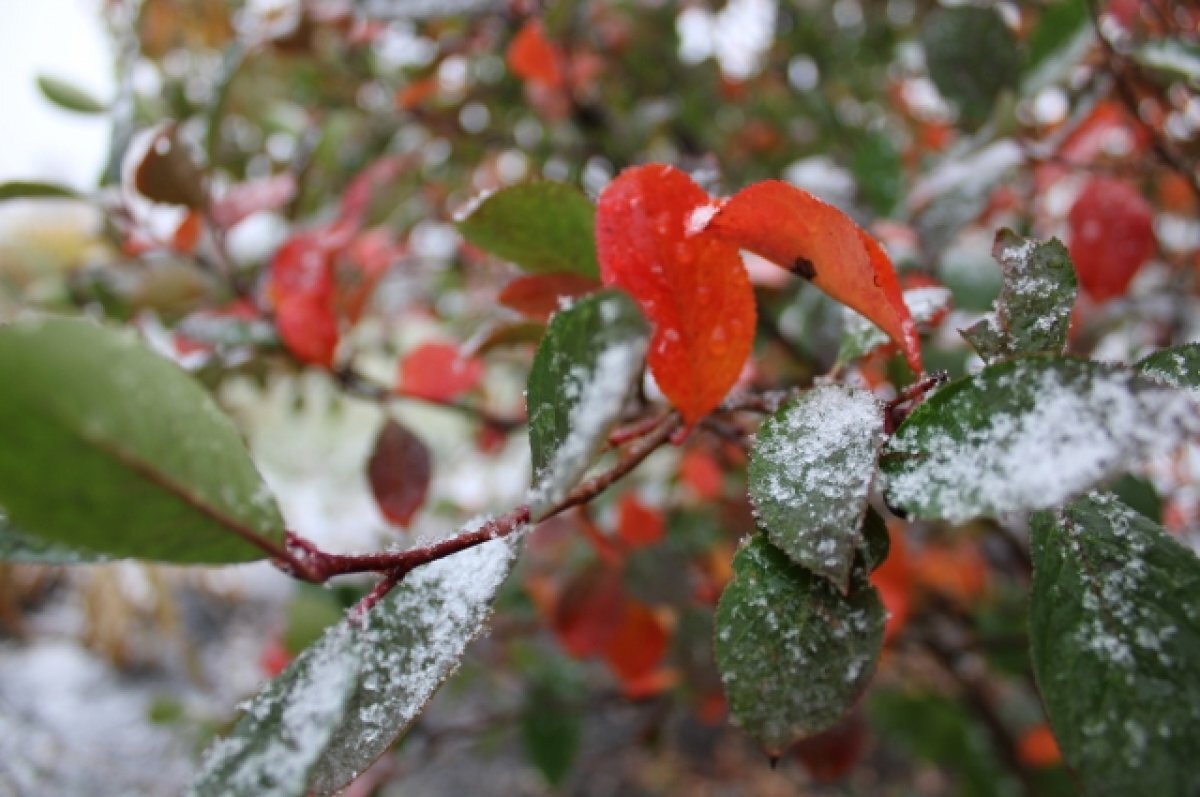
xmin=367 ymin=419 xmax=432 ymax=527
xmin=275 ymin=292 xmax=338 ymax=367
xmin=507 ymin=20 xmax=566 ymax=90
xmin=603 ymin=600 xmax=669 ymax=686
xmin=616 ymin=493 xmax=665 ymax=549
xmin=1068 ymin=176 xmax=1156 ymax=302
xmin=596 ymin=164 xmax=756 ymax=425
xmin=553 ymin=565 xmax=626 ymax=658
xmin=398 ymin=341 xmax=485 ymax=402
xmin=498 ymin=272 xmax=601 ymax=321
xmin=704 ymin=180 xmax=922 ymax=372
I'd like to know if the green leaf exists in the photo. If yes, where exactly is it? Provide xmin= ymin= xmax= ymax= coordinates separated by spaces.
xmin=851 ymin=132 xmax=902 ymax=216
xmin=527 ymin=291 xmax=648 ymax=517
xmin=859 ymin=507 xmax=890 ymax=573
xmin=36 ymin=74 xmax=108 ymax=114
xmin=748 ymin=385 xmax=884 ymax=589
xmin=1025 ymin=0 xmax=1089 ymax=70
xmin=715 ymin=535 xmax=885 ymax=756
xmin=0 ymin=317 xmax=284 ymax=563
xmin=0 ymin=180 xmax=80 ymax=203
xmin=921 ymin=6 xmax=1020 ymax=130
xmin=455 ymin=182 xmax=600 ymax=277
xmin=1135 ymin=343 xmax=1200 ymax=391
xmin=1030 ymin=493 xmax=1200 ymax=796
xmin=191 ymin=528 xmax=523 ymax=797
xmin=521 ymin=673 xmax=582 ymax=786
xmin=0 ymin=515 xmax=105 ymax=564
xmin=1132 ymin=39 xmax=1200 ymax=82
xmin=882 ymin=356 xmax=1198 ymax=522
xmin=962 ymin=230 xmax=1077 ymax=363
xmin=839 ymin=286 xmax=951 ymax=365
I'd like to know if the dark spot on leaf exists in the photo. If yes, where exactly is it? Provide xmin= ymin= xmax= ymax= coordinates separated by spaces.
xmin=792 ymin=257 xmax=817 ymax=280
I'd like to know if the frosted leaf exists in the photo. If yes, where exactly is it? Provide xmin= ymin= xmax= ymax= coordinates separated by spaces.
xmin=1135 ymin=343 xmax=1200 ymax=393
xmin=1030 ymin=494 xmax=1200 ymax=794
xmin=962 ymin=229 xmax=1076 ymax=362
xmin=190 ymin=526 xmax=523 ymax=797
xmin=882 ymin=356 xmax=1200 ymax=522
xmin=714 ymin=535 xmax=885 ymax=756
xmin=527 ymin=292 xmax=649 ymax=517
xmin=748 ymin=386 xmax=885 ymax=589
xmin=838 ymin=286 xmax=951 ymax=364
xmin=0 ymin=512 xmax=105 ymax=563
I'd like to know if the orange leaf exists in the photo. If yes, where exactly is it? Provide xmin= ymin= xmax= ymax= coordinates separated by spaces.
xmin=498 ymin=272 xmax=601 ymax=321
xmin=507 ymin=20 xmax=566 ymax=90
xmin=616 ymin=493 xmax=665 ymax=549
xmin=1018 ymin=724 xmax=1062 ymax=768
xmin=397 ymin=341 xmax=484 ymax=402
xmin=552 ymin=565 xmax=626 ymax=659
xmin=704 ymin=180 xmax=922 ymax=372
xmin=596 ymin=164 xmax=756 ymax=425
xmin=871 ymin=521 xmax=912 ymax=645
xmin=911 ymin=537 xmax=990 ymax=605
xmin=603 ymin=600 xmax=670 ymax=688
xmin=171 ymin=210 xmax=203 ymax=254
xmin=679 ymin=447 xmax=724 ymax=500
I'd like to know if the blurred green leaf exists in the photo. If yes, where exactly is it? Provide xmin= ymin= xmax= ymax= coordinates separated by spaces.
xmin=921 ymin=7 xmax=1020 ymax=129
xmin=37 ymin=74 xmax=108 ymax=114
xmin=0 ymin=180 xmax=80 ymax=203
xmin=1136 ymin=343 xmax=1200 ymax=391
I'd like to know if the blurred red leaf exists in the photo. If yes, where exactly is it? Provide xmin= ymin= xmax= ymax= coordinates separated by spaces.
xmin=337 ymin=228 xmax=401 ymax=323
xmin=603 ymin=600 xmax=670 ymax=689
xmin=498 ymin=272 xmax=601 ymax=321
xmin=1018 ymin=724 xmax=1062 ymax=768
xmin=596 ymin=164 xmax=756 ymax=425
xmin=553 ymin=564 xmax=626 ymax=658
xmin=792 ymin=711 xmax=868 ymax=782
xmin=507 ymin=19 xmax=566 ymax=90
xmin=209 ymin=173 xmax=297 ymax=229
xmin=871 ymin=522 xmax=912 ymax=645
xmin=616 ymin=493 xmax=665 ymax=549
xmin=275 ymin=292 xmax=339 ymax=367
xmin=339 ymin=155 xmax=409 ymax=224
xmin=679 ymin=447 xmax=723 ymax=500
xmin=367 ymin=419 xmax=432 ymax=527
xmin=911 ymin=537 xmax=990 ymax=605
xmin=398 ymin=341 xmax=485 ymax=401
xmin=1068 ymin=176 xmax=1156 ymax=302
xmin=171 ymin=210 xmax=203 ymax=253
xmin=259 ymin=636 xmax=292 ymax=678
xmin=705 ymin=180 xmax=922 ymax=372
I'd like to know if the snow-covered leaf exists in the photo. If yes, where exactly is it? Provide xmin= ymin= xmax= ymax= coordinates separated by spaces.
xmin=0 ymin=515 xmax=105 ymax=564
xmin=527 ymin=291 xmax=648 ymax=517
xmin=715 ymin=535 xmax=885 ymax=756
xmin=455 ymin=182 xmax=600 ymax=277
xmin=962 ymin=230 xmax=1076 ymax=362
xmin=748 ymin=386 xmax=884 ymax=589
xmin=882 ymin=356 xmax=1199 ymax=522
xmin=0 ymin=317 xmax=285 ymax=563
xmin=838 ymin=286 xmax=951 ymax=365
xmin=192 ymin=528 xmax=523 ymax=797
xmin=1030 ymin=493 xmax=1200 ymax=796
xmin=1136 ymin=344 xmax=1200 ymax=392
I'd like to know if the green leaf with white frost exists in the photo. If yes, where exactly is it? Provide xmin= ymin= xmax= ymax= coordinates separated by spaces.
xmin=962 ymin=230 xmax=1076 ymax=363
xmin=527 ymin=291 xmax=648 ymax=517
xmin=1132 ymin=39 xmax=1200 ymax=82
xmin=455 ymin=182 xmax=600 ymax=277
xmin=37 ymin=74 xmax=108 ymax=114
xmin=715 ymin=535 xmax=885 ymax=756
xmin=1136 ymin=343 xmax=1200 ymax=392
xmin=0 ymin=317 xmax=284 ymax=563
xmin=838 ymin=286 xmax=951 ymax=365
xmin=192 ymin=527 xmax=523 ymax=797
xmin=0 ymin=514 xmax=105 ymax=564
xmin=748 ymin=386 xmax=884 ymax=590
xmin=881 ymin=356 xmax=1199 ymax=522
xmin=1030 ymin=493 xmax=1200 ymax=797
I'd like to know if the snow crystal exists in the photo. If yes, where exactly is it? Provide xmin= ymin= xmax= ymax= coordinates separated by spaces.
xmin=685 ymin=202 xmax=721 ymax=236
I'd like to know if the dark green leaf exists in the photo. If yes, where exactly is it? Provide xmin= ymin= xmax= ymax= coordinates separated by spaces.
xmin=0 ymin=515 xmax=105 ymax=564
xmin=1030 ymin=494 xmax=1200 ymax=796
xmin=192 ymin=529 xmax=522 ymax=797
xmin=748 ymin=385 xmax=884 ymax=589
xmin=962 ymin=230 xmax=1077 ymax=362
xmin=0 ymin=316 xmax=283 ymax=563
xmin=859 ymin=507 xmax=889 ymax=573
xmin=882 ymin=356 xmax=1198 ymax=522
xmin=715 ymin=535 xmax=885 ymax=756
xmin=527 ymin=291 xmax=648 ymax=517
xmin=839 ymin=286 xmax=950 ymax=365
xmin=455 ymin=182 xmax=600 ymax=277
xmin=1025 ymin=0 xmax=1089 ymax=71
xmin=36 ymin=74 xmax=108 ymax=114
xmin=1135 ymin=343 xmax=1200 ymax=391
xmin=521 ymin=674 xmax=582 ymax=786
xmin=851 ymin=132 xmax=902 ymax=216
xmin=921 ymin=7 xmax=1020 ymax=129
xmin=0 ymin=180 xmax=80 ymax=203
xmin=1111 ymin=473 xmax=1162 ymax=524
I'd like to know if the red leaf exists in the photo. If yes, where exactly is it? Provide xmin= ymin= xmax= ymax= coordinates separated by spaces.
xmin=1018 ymin=724 xmax=1063 ymax=768
xmin=596 ymin=164 xmax=756 ymax=425
xmin=209 ymin=173 xmax=297 ymax=229
xmin=679 ymin=447 xmax=723 ymax=500
xmin=704 ymin=180 xmax=922 ymax=372
xmin=603 ymin=600 xmax=670 ymax=687
xmin=507 ymin=20 xmax=566 ymax=90
xmin=1068 ymin=176 xmax=1156 ymax=302
xmin=791 ymin=711 xmax=868 ymax=782
xmin=616 ymin=493 xmax=665 ymax=549
xmin=367 ymin=419 xmax=432 ymax=527
xmin=398 ymin=341 xmax=485 ymax=402
xmin=338 ymin=155 xmax=408 ymax=225
xmin=870 ymin=522 xmax=912 ymax=645
xmin=553 ymin=565 xmax=626 ymax=658
xmin=497 ymin=272 xmax=601 ymax=321
xmin=275 ymin=292 xmax=339 ymax=367
xmin=337 ymin=228 xmax=401 ymax=323
xmin=171 ymin=210 xmax=203 ymax=253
